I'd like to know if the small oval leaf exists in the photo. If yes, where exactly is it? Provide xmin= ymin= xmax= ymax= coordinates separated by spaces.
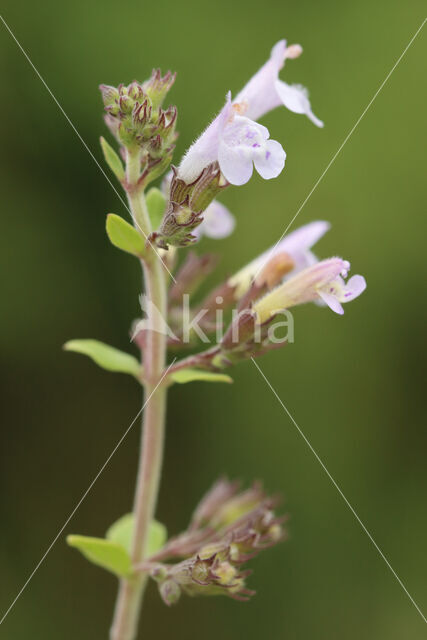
xmin=66 ymin=535 xmax=131 ymax=577
xmin=170 ymin=369 xmax=233 ymax=385
xmin=106 ymin=514 xmax=167 ymax=557
xmin=106 ymin=214 xmax=146 ymax=258
xmin=64 ymin=339 xmax=141 ymax=379
xmin=100 ymin=136 xmax=125 ymax=182
xmin=146 ymin=187 xmax=166 ymax=230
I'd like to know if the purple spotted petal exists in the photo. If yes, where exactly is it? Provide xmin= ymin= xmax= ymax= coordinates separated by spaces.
xmin=218 ymin=115 xmax=284 ymax=185
xmin=318 ymin=289 xmax=344 ymax=315
xmin=343 ymin=275 xmax=367 ymax=301
xmin=217 ymin=141 xmax=254 ymax=185
xmin=253 ymin=139 xmax=286 ymax=179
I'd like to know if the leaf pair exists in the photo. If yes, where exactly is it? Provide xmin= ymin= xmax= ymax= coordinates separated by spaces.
xmin=64 ymin=340 xmax=233 ymax=385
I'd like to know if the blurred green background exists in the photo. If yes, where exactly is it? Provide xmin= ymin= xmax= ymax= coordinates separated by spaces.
xmin=1 ymin=0 xmax=426 ymax=638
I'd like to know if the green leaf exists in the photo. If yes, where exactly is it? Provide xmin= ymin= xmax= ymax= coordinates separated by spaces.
xmin=146 ymin=187 xmax=166 ymax=230
xmin=66 ymin=535 xmax=131 ymax=577
xmin=146 ymin=520 xmax=168 ymax=556
xmin=107 ymin=514 xmax=167 ymax=557
xmin=170 ymin=368 xmax=233 ymax=385
xmin=64 ymin=339 xmax=141 ymax=379
xmin=106 ymin=213 xmax=146 ymax=258
xmin=66 ymin=518 xmax=166 ymax=578
xmin=100 ymin=136 xmax=125 ymax=182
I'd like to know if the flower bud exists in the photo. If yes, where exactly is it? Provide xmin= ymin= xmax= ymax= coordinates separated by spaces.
xmin=127 ymin=81 xmax=144 ymax=101
xmin=169 ymin=252 xmax=218 ymax=303
xmin=190 ymin=478 xmax=240 ymax=530
xmin=255 ymin=251 xmax=295 ymax=289
xmin=220 ymin=309 xmax=257 ymax=351
xmin=213 ymin=561 xmax=238 ymax=585
xmin=119 ymin=94 xmax=134 ymax=115
xmin=159 ymin=579 xmax=181 ymax=606
xmin=210 ymin=483 xmax=267 ymax=529
xmin=142 ymin=68 xmax=176 ymax=110
xmin=99 ymin=84 xmax=119 ymax=106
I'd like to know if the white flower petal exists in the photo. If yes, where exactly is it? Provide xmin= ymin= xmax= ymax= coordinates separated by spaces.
xmin=178 ymin=92 xmax=234 ymax=183
xmin=275 ymin=80 xmax=324 ymax=128
xmin=218 ymin=140 xmax=254 ymax=185
xmin=342 ymin=275 xmax=367 ymax=301
xmin=318 ymin=289 xmax=344 ymax=314
xmin=253 ymin=139 xmax=286 ymax=180
xmin=201 ymin=201 xmax=235 ymax=239
xmin=278 ymin=221 xmax=330 ymax=255
xmin=234 ymin=40 xmax=287 ymax=121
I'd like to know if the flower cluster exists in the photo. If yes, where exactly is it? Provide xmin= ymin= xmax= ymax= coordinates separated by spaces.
xmin=150 ymin=39 xmax=323 ymax=248
xmin=178 ymin=40 xmax=323 ymax=188
xmin=156 ymin=220 xmax=366 ymax=367
xmin=100 ymin=70 xmax=177 ymax=188
xmin=142 ymin=479 xmax=286 ymax=605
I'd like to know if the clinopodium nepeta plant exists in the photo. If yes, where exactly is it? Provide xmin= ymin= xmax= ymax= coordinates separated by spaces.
xmin=65 ymin=39 xmax=366 ymax=639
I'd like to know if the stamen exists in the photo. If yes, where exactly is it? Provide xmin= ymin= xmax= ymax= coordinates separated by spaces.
xmin=232 ymin=100 xmax=249 ymax=115
xmin=285 ymin=44 xmax=303 ymax=60
xmin=341 ymin=260 xmax=350 ymax=277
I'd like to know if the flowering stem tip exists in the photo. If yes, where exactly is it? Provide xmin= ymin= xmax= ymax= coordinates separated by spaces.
xmin=63 ymin=35 xmax=367 ymax=640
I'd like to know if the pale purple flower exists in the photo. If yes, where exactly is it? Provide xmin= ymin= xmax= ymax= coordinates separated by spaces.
xmin=178 ymin=93 xmax=286 ymax=186
xmin=194 ymin=201 xmax=235 ymax=240
xmin=234 ymin=40 xmax=324 ymax=128
xmin=229 ymin=221 xmax=330 ymax=298
xmin=253 ymin=258 xmax=366 ymax=322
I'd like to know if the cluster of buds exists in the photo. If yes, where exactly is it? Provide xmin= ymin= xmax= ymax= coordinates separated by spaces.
xmin=142 ymin=479 xmax=286 ymax=605
xmin=100 ymin=70 xmax=177 ymax=186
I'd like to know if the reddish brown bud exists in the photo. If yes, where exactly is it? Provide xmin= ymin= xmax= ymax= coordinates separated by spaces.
xmin=255 ymin=251 xmax=295 ymax=289
xmin=169 ymin=252 xmax=218 ymax=303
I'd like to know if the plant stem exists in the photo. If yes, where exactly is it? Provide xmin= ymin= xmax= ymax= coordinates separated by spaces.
xmin=110 ymin=149 xmax=168 ymax=640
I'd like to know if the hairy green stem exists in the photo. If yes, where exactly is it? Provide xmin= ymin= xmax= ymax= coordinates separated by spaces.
xmin=110 ymin=148 xmax=168 ymax=640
